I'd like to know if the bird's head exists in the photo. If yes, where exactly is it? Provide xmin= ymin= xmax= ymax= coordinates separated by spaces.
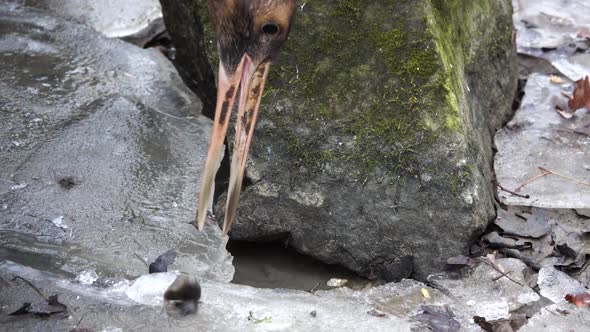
xmin=208 ymin=0 xmax=296 ymax=80
xmin=197 ymin=0 xmax=296 ymax=234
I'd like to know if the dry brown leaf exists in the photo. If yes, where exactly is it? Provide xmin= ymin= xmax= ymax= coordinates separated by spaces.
xmin=565 ymin=292 xmax=590 ymax=307
xmin=556 ymin=104 xmax=575 ymax=119
xmin=367 ymin=309 xmax=387 ymax=318
xmin=578 ymin=27 xmax=590 ymax=39
xmin=568 ymin=76 xmax=590 ymax=111
xmin=549 ymin=75 xmax=564 ymax=84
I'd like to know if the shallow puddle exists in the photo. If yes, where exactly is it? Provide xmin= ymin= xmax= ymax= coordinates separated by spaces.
xmin=228 ymin=240 xmax=370 ymax=291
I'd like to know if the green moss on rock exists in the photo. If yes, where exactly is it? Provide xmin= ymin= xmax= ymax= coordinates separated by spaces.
xmin=256 ymin=0 xmax=467 ymax=181
xmin=165 ymin=0 xmax=517 ymax=280
xmin=195 ymin=0 xmax=513 ymax=191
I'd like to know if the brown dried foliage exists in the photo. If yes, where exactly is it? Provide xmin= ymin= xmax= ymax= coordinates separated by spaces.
xmin=568 ymin=76 xmax=590 ymax=111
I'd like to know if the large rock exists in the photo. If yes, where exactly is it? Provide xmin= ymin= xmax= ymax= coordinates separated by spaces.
xmin=161 ymin=0 xmax=518 ymax=280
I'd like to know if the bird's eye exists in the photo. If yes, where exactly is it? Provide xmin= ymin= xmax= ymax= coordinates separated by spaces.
xmin=261 ymin=23 xmax=280 ymax=35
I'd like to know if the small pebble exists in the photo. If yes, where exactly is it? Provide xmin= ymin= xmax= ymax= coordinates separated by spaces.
xmin=327 ymin=278 xmax=348 ymax=287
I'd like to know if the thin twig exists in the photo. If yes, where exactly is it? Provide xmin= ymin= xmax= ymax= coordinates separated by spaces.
xmin=543 ymin=308 xmax=561 ymax=317
xmin=539 ymin=167 xmax=590 ymax=188
xmin=26 ymin=213 xmax=52 ymax=223
xmin=516 ymin=167 xmax=590 ymax=192
xmin=309 ymin=282 xmax=320 ymax=293
xmin=554 ymin=128 xmax=590 ymax=138
xmin=492 ymin=270 xmax=513 ymax=282
xmin=514 ymin=169 xmax=551 ymax=192
xmin=12 ymin=276 xmax=48 ymax=301
xmin=133 ymin=253 xmax=149 ymax=268
xmin=74 ymin=314 xmax=86 ymax=329
xmin=496 ymin=183 xmax=530 ymax=198
xmin=499 ymin=248 xmax=541 ymax=271
xmin=26 ymin=213 xmax=66 ymax=232
xmin=476 ymin=258 xmax=524 ymax=286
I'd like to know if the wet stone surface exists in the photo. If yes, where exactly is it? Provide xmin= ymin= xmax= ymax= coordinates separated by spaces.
xmin=0 ymin=261 xmax=427 ymax=331
xmin=537 ymin=266 xmax=587 ymax=307
xmin=429 ymin=258 xmax=539 ymax=321
xmin=0 ymin=5 xmax=232 ymax=281
xmin=518 ymin=266 xmax=590 ymax=332
xmin=13 ymin=0 xmax=164 ymax=43
xmin=514 ymin=0 xmax=590 ymax=80
xmin=495 ymin=73 xmax=590 ymax=208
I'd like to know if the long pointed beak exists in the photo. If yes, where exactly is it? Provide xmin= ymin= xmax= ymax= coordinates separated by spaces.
xmin=195 ymin=55 xmax=271 ymax=235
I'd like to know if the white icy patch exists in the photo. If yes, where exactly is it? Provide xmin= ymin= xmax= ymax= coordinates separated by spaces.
xmin=75 ymin=270 xmax=98 ymax=285
xmin=0 ymin=7 xmax=234 ymax=281
xmin=520 ymin=304 xmax=590 ymax=332
xmin=327 ymin=278 xmax=348 ymax=287
xmin=101 ymin=328 xmax=123 ymax=332
xmin=125 ymin=272 xmax=177 ymax=306
xmin=27 ymin=0 xmax=163 ymax=39
xmin=514 ymin=0 xmax=590 ymax=50
xmin=51 ymin=216 xmax=68 ymax=229
xmin=518 ymin=291 xmax=540 ymax=304
xmin=10 ymin=183 xmax=27 ymax=190
xmin=472 ymin=301 xmax=510 ymax=321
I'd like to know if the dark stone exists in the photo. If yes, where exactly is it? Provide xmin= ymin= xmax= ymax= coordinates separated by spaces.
xmin=164 ymin=275 xmax=201 ymax=315
xmin=413 ymin=305 xmax=461 ymax=332
xmin=57 ymin=176 xmax=78 ymax=190
xmin=159 ymin=0 xmax=217 ymax=118
xmin=381 ymin=255 xmax=414 ymax=282
xmin=148 ymin=250 xmax=177 ymax=273
xmin=163 ymin=0 xmax=518 ymax=280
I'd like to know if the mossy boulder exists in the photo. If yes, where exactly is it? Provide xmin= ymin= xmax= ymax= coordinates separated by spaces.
xmin=160 ymin=0 xmax=517 ymax=280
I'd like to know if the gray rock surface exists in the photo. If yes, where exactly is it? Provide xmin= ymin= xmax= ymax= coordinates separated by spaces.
xmin=2 ymin=2 xmax=587 ymax=331
xmin=519 ymin=306 xmax=590 ymax=332
xmin=166 ymin=0 xmax=517 ymax=281
xmin=498 ymin=0 xmax=590 ymax=209
xmin=429 ymin=258 xmax=539 ymax=321
xmin=537 ymin=266 xmax=587 ymax=308
xmin=514 ymin=0 xmax=590 ymax=51
xmin=518 ymin=267 xmax=590 ymax=332
xmin=495 ymin=73 xmax=590 ymax=208
xmin=514 ymin=0 xmax=590 ymax=81
xmin=0 ymin=5 xmax=232 ymax=281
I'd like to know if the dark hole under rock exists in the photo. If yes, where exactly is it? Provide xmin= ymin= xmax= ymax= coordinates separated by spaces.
xmin=226 ymin=240 xmax=370 ymax=291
